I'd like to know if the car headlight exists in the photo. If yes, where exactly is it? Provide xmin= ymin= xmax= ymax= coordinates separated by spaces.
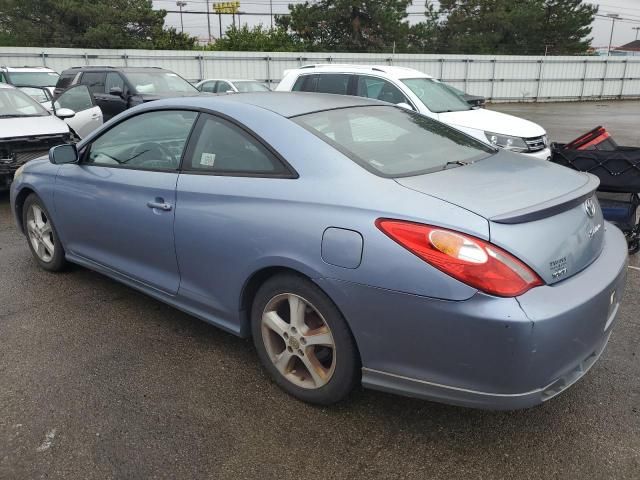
xmin=13 ymin=164 xmax=26 ymax=179
xmin=484 ymin=132 xmax=529 ymax=153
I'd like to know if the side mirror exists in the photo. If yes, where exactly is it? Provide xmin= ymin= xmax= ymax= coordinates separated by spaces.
xmin=55 ymin=108 xmax=76 ymax=119
xmin=109 ymin=86 xmax=123 ymax=97
xmin=396 ymin=102 xmax=415 ymax=111
xmin=49 ymin=144 xmax=78 ymax=165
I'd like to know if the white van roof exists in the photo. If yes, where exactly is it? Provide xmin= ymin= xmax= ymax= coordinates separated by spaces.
xmin=286 ymin=64 xmax=433 ymax=80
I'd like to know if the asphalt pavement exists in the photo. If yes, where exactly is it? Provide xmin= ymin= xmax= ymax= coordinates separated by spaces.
xmin=1 ymin=101 xmax=639 ymax=479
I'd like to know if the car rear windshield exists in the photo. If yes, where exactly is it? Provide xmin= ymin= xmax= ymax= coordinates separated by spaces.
xmin=7 ymin=71 xmax=60 ymax=88
xmin=401 ymin=78 xmax=472 ymax=113
xmin=126 ymin=71 xmax=198 ymax=95
xmin=293 ymin=106 xmax=494 ymax=177
xmin=234 ymin=81 xmax=270 ymax=92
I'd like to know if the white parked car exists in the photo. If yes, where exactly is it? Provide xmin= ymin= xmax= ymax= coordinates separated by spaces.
xmin=0 ymin=83 xmax=102 ymax=188
xmin=0 ymin=66 xmax=60 ymax=96
xmin=276 ymin=65 xmax=550 ymax=160
xmin=195 ymin=78 xmax=271 ymax=94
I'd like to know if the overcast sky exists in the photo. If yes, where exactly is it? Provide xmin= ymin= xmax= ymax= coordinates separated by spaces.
xmin=154 ymin=0 xmax=640 ymax=49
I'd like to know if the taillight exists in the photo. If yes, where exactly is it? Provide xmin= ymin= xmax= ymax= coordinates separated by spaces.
xmin=376 ymin=219 xmax=544 ymax=297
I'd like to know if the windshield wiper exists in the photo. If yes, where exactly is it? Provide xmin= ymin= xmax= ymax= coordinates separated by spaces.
xmin=442 ymin=160 xmax=472 ymax=170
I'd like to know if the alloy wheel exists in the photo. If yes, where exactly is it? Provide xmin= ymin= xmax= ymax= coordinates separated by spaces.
xmin=26 ymin=204 xmax=55 ymax=263
xmin=261 ymin=293 xmax=337 ymax=389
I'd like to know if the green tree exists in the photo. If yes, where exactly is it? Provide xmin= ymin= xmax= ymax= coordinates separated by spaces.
xmin=276 ymin=0 xmax=412 ymax=52
xmin=209 ymin=25 xmax=301 ymax=52
xmin=0 ymin=0 xmax=198 ymax=49
xmin=437 ymin=0 xmax=597 ymax=55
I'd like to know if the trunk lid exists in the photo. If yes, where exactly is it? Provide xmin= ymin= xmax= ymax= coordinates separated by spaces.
xmin=395 ymin=152 xmax=605 ymax=285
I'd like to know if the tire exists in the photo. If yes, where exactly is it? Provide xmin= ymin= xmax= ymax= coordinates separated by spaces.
xmin=251 ymin=273 xmax=360 ymax=405
xmin=22 ymin=193 xmax=67 ymax=272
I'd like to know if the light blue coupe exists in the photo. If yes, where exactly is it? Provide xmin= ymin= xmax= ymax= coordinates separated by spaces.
xmin=10 ymin=92 xmax=628 ymax=409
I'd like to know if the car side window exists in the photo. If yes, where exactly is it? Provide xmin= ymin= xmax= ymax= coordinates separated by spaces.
xmin=292 ymin=75 xmax=308 ymax=91
xmin=0 ymin=72 xmax=5 ymax=83
xmin=105 ymin=72 xmax=125 ymax=94
xmin=313 ymin=74 xmax=351 ymax=95
xmin=200 ymin=81 xmax=217 ymax=93
xmin=185 ymin=114 xmax=288 ymax=175
xmin=54 ymin=85 xmax=94 ymax=113
xmin=215 ymin=81 xmax=232 ymax=93
xmin=80 ymin=72 xmax=106 ymax=94
xmin=56 ymin=72 xmax=77 ymax=91
xmin=356 ymin=76 xmax=409 ymax=105
xmin=86 ymin=110 xmax=198 ymax=171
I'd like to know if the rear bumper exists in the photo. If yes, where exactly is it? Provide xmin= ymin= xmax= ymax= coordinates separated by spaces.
xmin=318 ymin=224 xmax=628 ymax=409
xmin=362 ymin=330 xmax=611 ymax=410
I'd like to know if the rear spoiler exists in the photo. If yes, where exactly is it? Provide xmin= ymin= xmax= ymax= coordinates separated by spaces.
xmin=490 ymin=173 xmax=600 ymax=224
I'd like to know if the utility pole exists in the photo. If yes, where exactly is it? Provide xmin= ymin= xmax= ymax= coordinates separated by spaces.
xmin=607 ymin=13 xmax=620 ymax=56
xmin=176 ymin=1 xmax=187 ymax=33
xmin=634 ymin=27 xmax=640 ymax=41
xmin=206 ymin=0 xmax=212 ymax=42
xmin=270 ymin=0 xmax=273 ymax=29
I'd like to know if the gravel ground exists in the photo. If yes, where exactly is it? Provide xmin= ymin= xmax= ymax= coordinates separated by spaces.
xmin=1 ymin=101 xmax=639 ymax=479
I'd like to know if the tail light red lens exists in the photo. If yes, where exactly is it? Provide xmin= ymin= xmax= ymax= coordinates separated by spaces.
xmin=376 ymin=219 xmax=544 ymax=297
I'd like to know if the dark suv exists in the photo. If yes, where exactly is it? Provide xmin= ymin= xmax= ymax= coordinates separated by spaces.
xmin=54 ymin=66 xmax=200 ymax=121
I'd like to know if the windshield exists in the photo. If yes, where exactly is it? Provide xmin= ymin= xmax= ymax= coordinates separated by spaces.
xmin=7 ymin=71 xmax=59 ymax=87
xmin=234 ymin=81 xmax=270 ymax=93
xmin=0 ymin=88 xmax=49 ymax=117
xmin=294 ymin=106 xmax=494 ymax=177
xmin=126 ymin=71 xmax=198 ymax=95
xmin=401 ymin=78 xmax=472 ymax=113
xmin=19 ymin=87 xmax=51 ymax=104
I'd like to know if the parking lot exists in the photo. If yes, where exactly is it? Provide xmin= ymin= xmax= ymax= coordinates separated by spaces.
xmin=1 ymin=101 xmax=639 ymax=479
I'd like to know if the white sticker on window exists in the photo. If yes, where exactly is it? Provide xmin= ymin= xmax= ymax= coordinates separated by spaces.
xmin=200 ymin=152 xmax=216 ymax=167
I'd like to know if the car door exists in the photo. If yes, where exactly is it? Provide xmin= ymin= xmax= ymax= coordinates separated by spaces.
xmin=53 ymin=85 xmax=102 ymax=138
xmin=79 ymin=71 xmax=110 ymax=118
xmin=54 ymin=109 xmax=199 ymax=294
xmin=174 ymin=113 xmax=293 ymax=321
xmin=100 ymin=72 xmax=129 ymax=120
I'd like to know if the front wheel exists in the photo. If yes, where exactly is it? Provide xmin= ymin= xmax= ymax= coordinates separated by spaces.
xmin=251 ymin=274 xmax=360 ymax=405
xmin=22 ymin=193 xmax=67 ymax=271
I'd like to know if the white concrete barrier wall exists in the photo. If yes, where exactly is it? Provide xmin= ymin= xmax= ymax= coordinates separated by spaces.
xmin=2 ymin=47 xmax=639 ymax=102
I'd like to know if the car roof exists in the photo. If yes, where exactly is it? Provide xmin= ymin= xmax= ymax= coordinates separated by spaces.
xmin=152 ymin=92 xmax=387 ymax=118
xmin=62 ymin=66 xmax=171 ymax=73
xmin=289 ymin=64 xmax=433 ymax=80
xmin=1 ymin=66 xmax=56 ymax=73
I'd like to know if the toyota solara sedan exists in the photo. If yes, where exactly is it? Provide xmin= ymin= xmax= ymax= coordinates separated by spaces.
xmin=10 ymin=93 xmax=628 ymax=409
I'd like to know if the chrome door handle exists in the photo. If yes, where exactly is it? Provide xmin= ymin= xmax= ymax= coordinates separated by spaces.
xmin=91 ymin=114 xmax=100 ymax=119
xmin=147 ymin=201 xmax=172 ymax=211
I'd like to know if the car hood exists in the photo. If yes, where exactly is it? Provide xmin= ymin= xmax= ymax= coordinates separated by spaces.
xmin=438 ymin=108 xmax=546 ymax=138
xmin=0 ymin=115 xmax=68 ymax=139
xmin=396 ymin=151 xmax=604 ymax=284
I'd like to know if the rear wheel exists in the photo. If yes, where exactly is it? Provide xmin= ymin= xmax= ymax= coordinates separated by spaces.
xmin=22 ymin=194 xmax=66 ymax=271
xmin=251 ymin=274 xmax=360 ymax=404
